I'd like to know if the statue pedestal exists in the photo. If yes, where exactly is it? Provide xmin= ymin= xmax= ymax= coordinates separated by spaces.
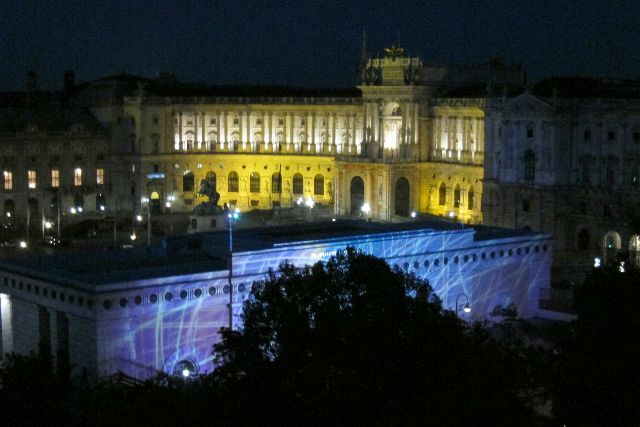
xmin=188 ymin=214 xmax=227 ymax=234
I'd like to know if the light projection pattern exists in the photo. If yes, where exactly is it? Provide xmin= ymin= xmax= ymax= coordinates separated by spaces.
xmin=96 ymin=228 xmax=552 ymax=379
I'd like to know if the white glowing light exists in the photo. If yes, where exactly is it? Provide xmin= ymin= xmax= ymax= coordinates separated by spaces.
xmin=130 ymin=233 xmax=137 ymax=241
xmin=410 ymin=211 xmax=417 ymax=218
xmin=70 ymin=207 xmax=77 ymax=214
xmin=448 ymin=211 xmax=455 ymax=218
xmin=361 ymin=203 xmax=371 ymax=214
xmin=77 ymin=207 xmax=83 ymax=213
xmin=463 ymin=305 xmax=471 ymax=314
xmin=44 ymin=221 xmax=52 ymax=229
xmin=305 ymin=198 xmax=315 ymax=208
xmin=619 ymin=262 xmax=625 ymax=273
xmin=136 ymin=215 xmax=143 ymax=222
xmin=19 ymin=241 xmax=27 ymax=248
xmin=594 ymin=257 xmax=601 ymax=268
xmin=6 ymin=212 xmax=11 ymax=218
xmin=182 ymin=368 xmax=190 ymax=378
xmin=165 ymin=202 xmax=171 ymax=208
xmin=141 ymin=196 xmax=149 ymax=204
xmin=99 ymin=205 xmax=105 ymax=211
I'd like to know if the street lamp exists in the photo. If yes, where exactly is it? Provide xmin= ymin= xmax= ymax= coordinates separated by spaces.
xmin=227 ymin=208 xmax=240 ymax=329
xmin=361 ymin=202 xmax=371 ymax=221
xmin=456 ymin=293 xmax=471 ymax=315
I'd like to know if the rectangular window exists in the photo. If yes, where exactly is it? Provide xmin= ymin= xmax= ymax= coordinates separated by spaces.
xmin=233 ymin=118 xmax=239 ymax=125
xmin=300 ymin=119 xmax=306 ymax=126
xmin=152 ymin=115 xmax=159 ymax=125
xmin=584 ymin=129 xmax=592 ymax=140
xmin=526 ymin=128 xmax=534 ymax=138
xmin=278 ymin=119 xmax=284 ymax=126
xmin=256 ymin=118 xmax=263 ymax=125
xmin=633 ymin=132 xmax=640 ymax=143
xmin=522 ymin=199 xmax=530 ymax=212
xmin=28 ymin=170 xmax=37 ymax=189
xmin=210 ymin=118 xmax=216 ymax=125
xmin=74 ymin=168 xmax=82 ymax=186
xmin=96 ymin=168 xmax=104 ymax=185
xmin=608 ymin=131 xmax=616 ymax=141
xmin=51 ymin=169 xmax=60 ymax=188
xmin=3 ymin=171 xmax=12 ymax=190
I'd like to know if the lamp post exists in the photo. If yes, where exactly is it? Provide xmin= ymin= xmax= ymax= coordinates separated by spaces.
xmin=455 ymin=293 xmax=471 ymax=315
xmin=227 ymin=208 xmax=240 ymax=329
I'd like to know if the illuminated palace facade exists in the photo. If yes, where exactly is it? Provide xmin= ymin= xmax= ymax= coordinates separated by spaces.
xmin=33 ymin=46 xmax=518 ymax=227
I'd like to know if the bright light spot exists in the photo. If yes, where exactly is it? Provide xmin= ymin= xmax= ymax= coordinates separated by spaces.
xmin=19 ymin=241 xmax=27 ymax=248
xmin=332 ymin=218 xmax=336 ymax=222
xmin=130 ymin=233 xmax=137 ymax=241
xmin=6 ymin=212 xmax=11 ymax=218
xmin=619 ymin=262 xmax=625 ymax=273
xmin=167 ymin=195 xmax=176 ymax=202
xmin=594 ymin=257 xmax=601 ymax=268
xmin=182 ymin=368 xmax=190 ymax=378
xmin=361 ymin=203 xmax=371 ymax=214
xmin=235 ymin=208 xmax=240 ymax=213
xmin=463 ymin=305 xmax=471 ymax=314
xmin=44 ymin=221 xmax=52 ymax=229
xmin=136 ymin=215 xmax=143 ymax=222
xmin=305 ymin=198 xmax=315 ymax=208
xmin=410 ymin=211 xmax=417 ymax=218
xmin=141 ymin=196 xmax=149 ymax=204
xmin=69 ymin=207 xmax=77 ymax=214
xmin=448 ymin=211 xmax=455 ymax=218
xmin=99 ymin=205 xmax=105 ymax=211
xmin=77 ymin=207 xmax=83 ymax=213
xmin=197 ymin=163 xmax=202 ymax=169
xmin=165 ymin=202 xmax=171 ymax=208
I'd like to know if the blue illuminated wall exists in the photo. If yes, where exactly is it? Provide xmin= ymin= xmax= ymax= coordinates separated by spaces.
xmin=93 ymin=226 xmax=551 ymax=379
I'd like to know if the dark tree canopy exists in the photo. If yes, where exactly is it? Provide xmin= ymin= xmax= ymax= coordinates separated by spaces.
xmin=212 ymin=248 xmax=539 ymax=425
xmin=553 ymin=266 xmax=640 ymax=424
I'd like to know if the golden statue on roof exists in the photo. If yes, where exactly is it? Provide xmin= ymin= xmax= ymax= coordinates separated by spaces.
xmin=384 ymin=43 xmax=404 ymax=60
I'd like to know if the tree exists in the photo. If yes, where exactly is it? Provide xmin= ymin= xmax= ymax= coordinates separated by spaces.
xmin=553 ymin=266 xmax=640 ymax=424
xmin=211 ymin=248 xmax=539 ymax=425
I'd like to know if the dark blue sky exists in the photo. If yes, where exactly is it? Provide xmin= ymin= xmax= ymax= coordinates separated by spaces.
xmin=1 ymin=0 xmax=638 ymax=90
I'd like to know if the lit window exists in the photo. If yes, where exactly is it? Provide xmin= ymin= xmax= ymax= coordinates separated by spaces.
xmin=3 ymin=171 xmax=12 ymax=190
xmin=250 ymin=172 xmax=260 ymax=193
xmin=228 ymin=172 xmax=239 ymax=193
xmin=28 ymin=170 xmax=37 ymax=189
xmin=74 ymin=168 xmax=82 ymax=186
xmin=314 ymin=174 xmax=324 ymax=195
xmin=96 ymin=168 xmax=104 ymax=185
xmin=51 ymin=169 xmax=60 ymax=188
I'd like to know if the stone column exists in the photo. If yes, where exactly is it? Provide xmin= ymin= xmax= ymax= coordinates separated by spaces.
xmin=178 ymin=112 xmax=183 ymax=150
xmin=217 ymin=111 xmax=222 ymax=149
xmin=201 ymin=112 xmax=206 ymax=150
xmin=372 ymin=101 xmax=379 ymax=142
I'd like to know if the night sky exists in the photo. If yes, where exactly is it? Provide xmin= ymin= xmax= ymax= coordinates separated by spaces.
xmin=1 ymin=0 xmax=639 ymax=90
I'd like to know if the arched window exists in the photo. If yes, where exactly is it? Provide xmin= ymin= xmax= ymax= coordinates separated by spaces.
xmin=577 ymin=228 xmax=590 ymax=251
xmin=454 ymin=185 xmax=461 ymax=208
xmin=4 ymin=199 xmax=15 ymax=217
xmin=438 ymin=183 xmax=447 ymax=206
xmin=228 ymin=172 xmax=239 ymax=193
xmin=183 ymin=172 xmax=195 ymax=192
xmin=293 ymin=173 xmax=303 ymax=195
xmin=468 ymin=186 xmax=475 ymax=210
xmin=250 ymin=172 xmax=260 ymax=193
xmin=314 ymin=174 xmax=324 ymax=195
xmin=524 ymin=150 xmax=535 ymax=181
xmin=603 ymin=230 xmax=621 ymax=262
xmin=272 ymin=173 xmax=282 ymax=194
xmin=151 ymin=135 xmax=160 ymax=154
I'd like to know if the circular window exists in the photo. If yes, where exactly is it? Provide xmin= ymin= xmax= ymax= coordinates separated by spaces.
xmin=517 ymin=248 xmax=522 ymax=255
xmin=490 ymin=251 xmax=496 ymax=259
xmin=223 ymin=285 xmax=231 ymax=294
xmin=180 ymin=290 xmax=188 ymax=300
xmin=403 ymin=262 xmax=409 ymax=270
xmin=165 ymin=292 xmax=173 ymax=301
xmin=434 ymin=259 xmax=440 ymax=267
xmin=194 ymin=288 xmax=202 ymax=298
xmin=119 ymin=298 xmax=128 ymax=308
xmin=481 ymin=252 xmax=486 ymax=260
xmin=423 ymin=260 xmax=430 ymax=268
xmin=238 ymin=283 xmax=246 ymax=292
xmin=472 ymin=254 xmax=477 ymax=261
xmin=209 ymin=287 xmax=217 ymax=296
xmin=508 ymin=249 xmax=513 ymax=256
xmin=103 ymin=300 xmax=112 ymax=310
xmin=463 ymin=255 xmax=469 ymax=263
xmin=454 ymin=256 xmax=459 ymax=264
xmin=134 ymin=295 xmax=143 ymax=305
xmin=150 ymin=294 xmax=158 ymax=303
xmin=499 ymin=250 xmax=504 ymax=257
xmin=413 ymin=261 xmax=420 ymax=269
xmin=535 ymin=245 xmax=540 ymax=253
xmin=543 ymin=244 xmax=548 ymax=252
xmin=444 ymin=257 xmax=449 ymax=265
xmin=525 ymin=247 xmax=530 ymax=254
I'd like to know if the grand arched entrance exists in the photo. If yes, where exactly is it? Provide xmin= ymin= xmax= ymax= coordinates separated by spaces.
xmin=395 ymin=177 xmax=410 ymax=216
xmin=350 ymin=176 xmax=364 ymax=215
